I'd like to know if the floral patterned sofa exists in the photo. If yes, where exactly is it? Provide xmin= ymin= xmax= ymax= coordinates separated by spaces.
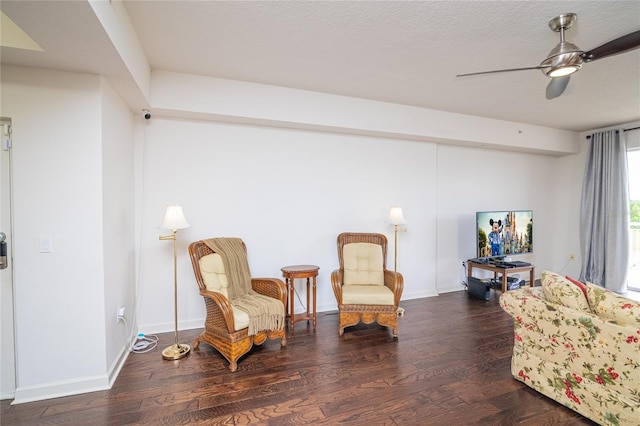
xmin=499 ymin=271 xmax=640 ymax=425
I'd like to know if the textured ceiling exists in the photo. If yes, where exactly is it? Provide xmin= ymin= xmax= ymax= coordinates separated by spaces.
xmin=2 ymin=1 xmax=639 ymax=132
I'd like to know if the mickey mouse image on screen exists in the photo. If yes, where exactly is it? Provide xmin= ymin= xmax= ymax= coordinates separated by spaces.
xmin=488 ymin=218 xmax=503 ymax=256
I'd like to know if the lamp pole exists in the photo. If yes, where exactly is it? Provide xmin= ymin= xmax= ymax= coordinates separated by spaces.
xmin=387 ymin=206 xmax=406 ymax=273
xmin=159 ymin=229 xmax=190 ymax=360
xmin=159 ymin=205 xmax=191 ymax=361
xmin=394 ymin=223 xmax=399 ymax=272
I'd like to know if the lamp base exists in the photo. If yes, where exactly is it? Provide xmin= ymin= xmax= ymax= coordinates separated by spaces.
xmin=161 ymin=343 xmax=190 ymax=360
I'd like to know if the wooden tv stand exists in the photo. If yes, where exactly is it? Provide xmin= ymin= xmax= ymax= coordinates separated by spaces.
xmin=467 ymin=261 xmax=535 ymax=293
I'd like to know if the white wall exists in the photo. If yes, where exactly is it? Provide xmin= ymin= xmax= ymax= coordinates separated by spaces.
xmin=131 ymin=72 xmax=589 ymax=335
xmin=435 ymin=144 xmax=558 ymax=291
xmin=151 ymin=71 xmax=580 ymax=156
xmin=551 ymin=136 xmax=589 ymax=279
xmin=1 ymin=65 xmax=135 ymax=403
xmin=137 ymin=119 xmax=438 ymax=332
xmin=135 ymin=115 xmax=580 ymax=334
xmin=100 ymin=79 xmax=136 ymax=379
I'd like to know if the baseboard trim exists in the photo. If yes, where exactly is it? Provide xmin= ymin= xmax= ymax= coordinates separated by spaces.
xmin=436 ymin=285 xmax=466 ymax=294
xmin=12 ymin=341 xmax=131 ymax=405
xmin=141 ymin=319 xmax=203 ymax=335
xmin=12 ymin=375 xmax=110 ymax=405
xmin=108 ymin=341 xmax=131 ymax=387
xmin=1 ymin=390 xmax=15 ymax=401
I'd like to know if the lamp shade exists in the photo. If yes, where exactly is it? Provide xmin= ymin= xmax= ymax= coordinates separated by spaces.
xmin=159 ymin=205 xmax=191 ymax=230
xmin=387 ymin=206 xmax=406 ymax=225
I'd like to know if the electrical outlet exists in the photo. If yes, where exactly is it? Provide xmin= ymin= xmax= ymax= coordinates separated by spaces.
xmin=569 ymin=254 xmax=576 ymax=261
xmin=117 ymin=307 xmax=125 ymax=323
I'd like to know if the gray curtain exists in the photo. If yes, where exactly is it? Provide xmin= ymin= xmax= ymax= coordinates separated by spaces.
xmin=579 ymin=129 xmax=630 ymax=292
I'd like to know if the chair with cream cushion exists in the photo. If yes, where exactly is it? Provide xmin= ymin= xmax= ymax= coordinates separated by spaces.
xmin=188 ymin=239 xmax=287 ymax=371
xmin=331 ymin=232 xmax=404 ymax=337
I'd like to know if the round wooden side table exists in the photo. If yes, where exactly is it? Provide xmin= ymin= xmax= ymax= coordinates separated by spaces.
xmin=281 ymin=264 xmax=319 ymax=331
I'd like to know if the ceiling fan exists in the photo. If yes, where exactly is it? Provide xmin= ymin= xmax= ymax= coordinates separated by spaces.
xmin=456 ymin=13 xmax=640 ymax=99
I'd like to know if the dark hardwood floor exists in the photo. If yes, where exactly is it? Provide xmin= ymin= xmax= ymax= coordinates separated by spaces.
xmin=1 ymin=290 xmax=595 ymax=425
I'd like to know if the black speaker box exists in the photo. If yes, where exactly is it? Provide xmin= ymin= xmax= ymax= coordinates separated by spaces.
xmin=467 ymin=276 xmax=492 ymax=301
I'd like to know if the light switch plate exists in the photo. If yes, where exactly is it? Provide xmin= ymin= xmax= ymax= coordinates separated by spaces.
xmin=39 ymin=236 xmax=52 ymax=253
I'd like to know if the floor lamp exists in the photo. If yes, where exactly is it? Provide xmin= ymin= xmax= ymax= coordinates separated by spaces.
xmin=387 ymin=206 xmax=406 ymax=272
xmin=159 ymin=204 xmax=191 ymax=361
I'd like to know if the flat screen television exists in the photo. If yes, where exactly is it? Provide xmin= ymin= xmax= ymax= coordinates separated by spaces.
xmin=476 ymin=210 xmax=533 ymax=259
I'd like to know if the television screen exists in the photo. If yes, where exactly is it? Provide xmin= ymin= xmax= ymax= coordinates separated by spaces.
xmin=476 ymin=210 xmax=533 ymax=258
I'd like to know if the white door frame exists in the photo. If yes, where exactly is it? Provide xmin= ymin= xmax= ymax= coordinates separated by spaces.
xmin=1 ymin=117 xmax=16 ymax=400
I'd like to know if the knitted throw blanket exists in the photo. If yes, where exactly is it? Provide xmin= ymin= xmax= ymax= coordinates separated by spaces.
xmin=203 ymin=238 xmax=284 ymax=335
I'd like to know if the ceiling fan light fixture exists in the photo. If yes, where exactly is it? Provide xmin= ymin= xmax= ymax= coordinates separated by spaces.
xmin=548 ymin=65 xmax=579 ymax=77
xmin=540 ymin=44 xmax=583 ymax=77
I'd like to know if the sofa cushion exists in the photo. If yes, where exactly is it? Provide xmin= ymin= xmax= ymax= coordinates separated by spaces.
xmin=586 ymin=281 xmax=640 ymax=327
xmin=565 ymin=275 xmax=588 ymax=298
xmin=541 ymin=270 xmax=591 ymax=312
xmin=343 ymin=243 xmax=385 ymax=285
xmin=342 ymin=284 xmax=394 ymax=305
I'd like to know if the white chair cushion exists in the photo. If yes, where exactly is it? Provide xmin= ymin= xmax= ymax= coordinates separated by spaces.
xmin=343 ymin=243 xmax=384 ymax=285
xmin=199 ymin=253 xmax=229 ymax=298
xmin=229 ymin=306 xmax=250 ymax=331
xmin=199 ymin=253 xmax=250 ymax=331
xmin=342 ymin=284 xmax=394 ymax=305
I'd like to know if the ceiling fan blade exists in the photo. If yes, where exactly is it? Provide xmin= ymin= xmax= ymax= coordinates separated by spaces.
xmin=456 ymin=66 xmax=547 ymax=77
xmin=546 ymin=76 xmax=571 ymax=100
xmin=581 ymin=30 xmax=640 ymax=62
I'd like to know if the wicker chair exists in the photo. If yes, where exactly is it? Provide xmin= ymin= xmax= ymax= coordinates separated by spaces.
xmin=188 ymin=240 xmax=287 ymax=372
xmin=330 ymin=232 xmax=404 ymax=337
